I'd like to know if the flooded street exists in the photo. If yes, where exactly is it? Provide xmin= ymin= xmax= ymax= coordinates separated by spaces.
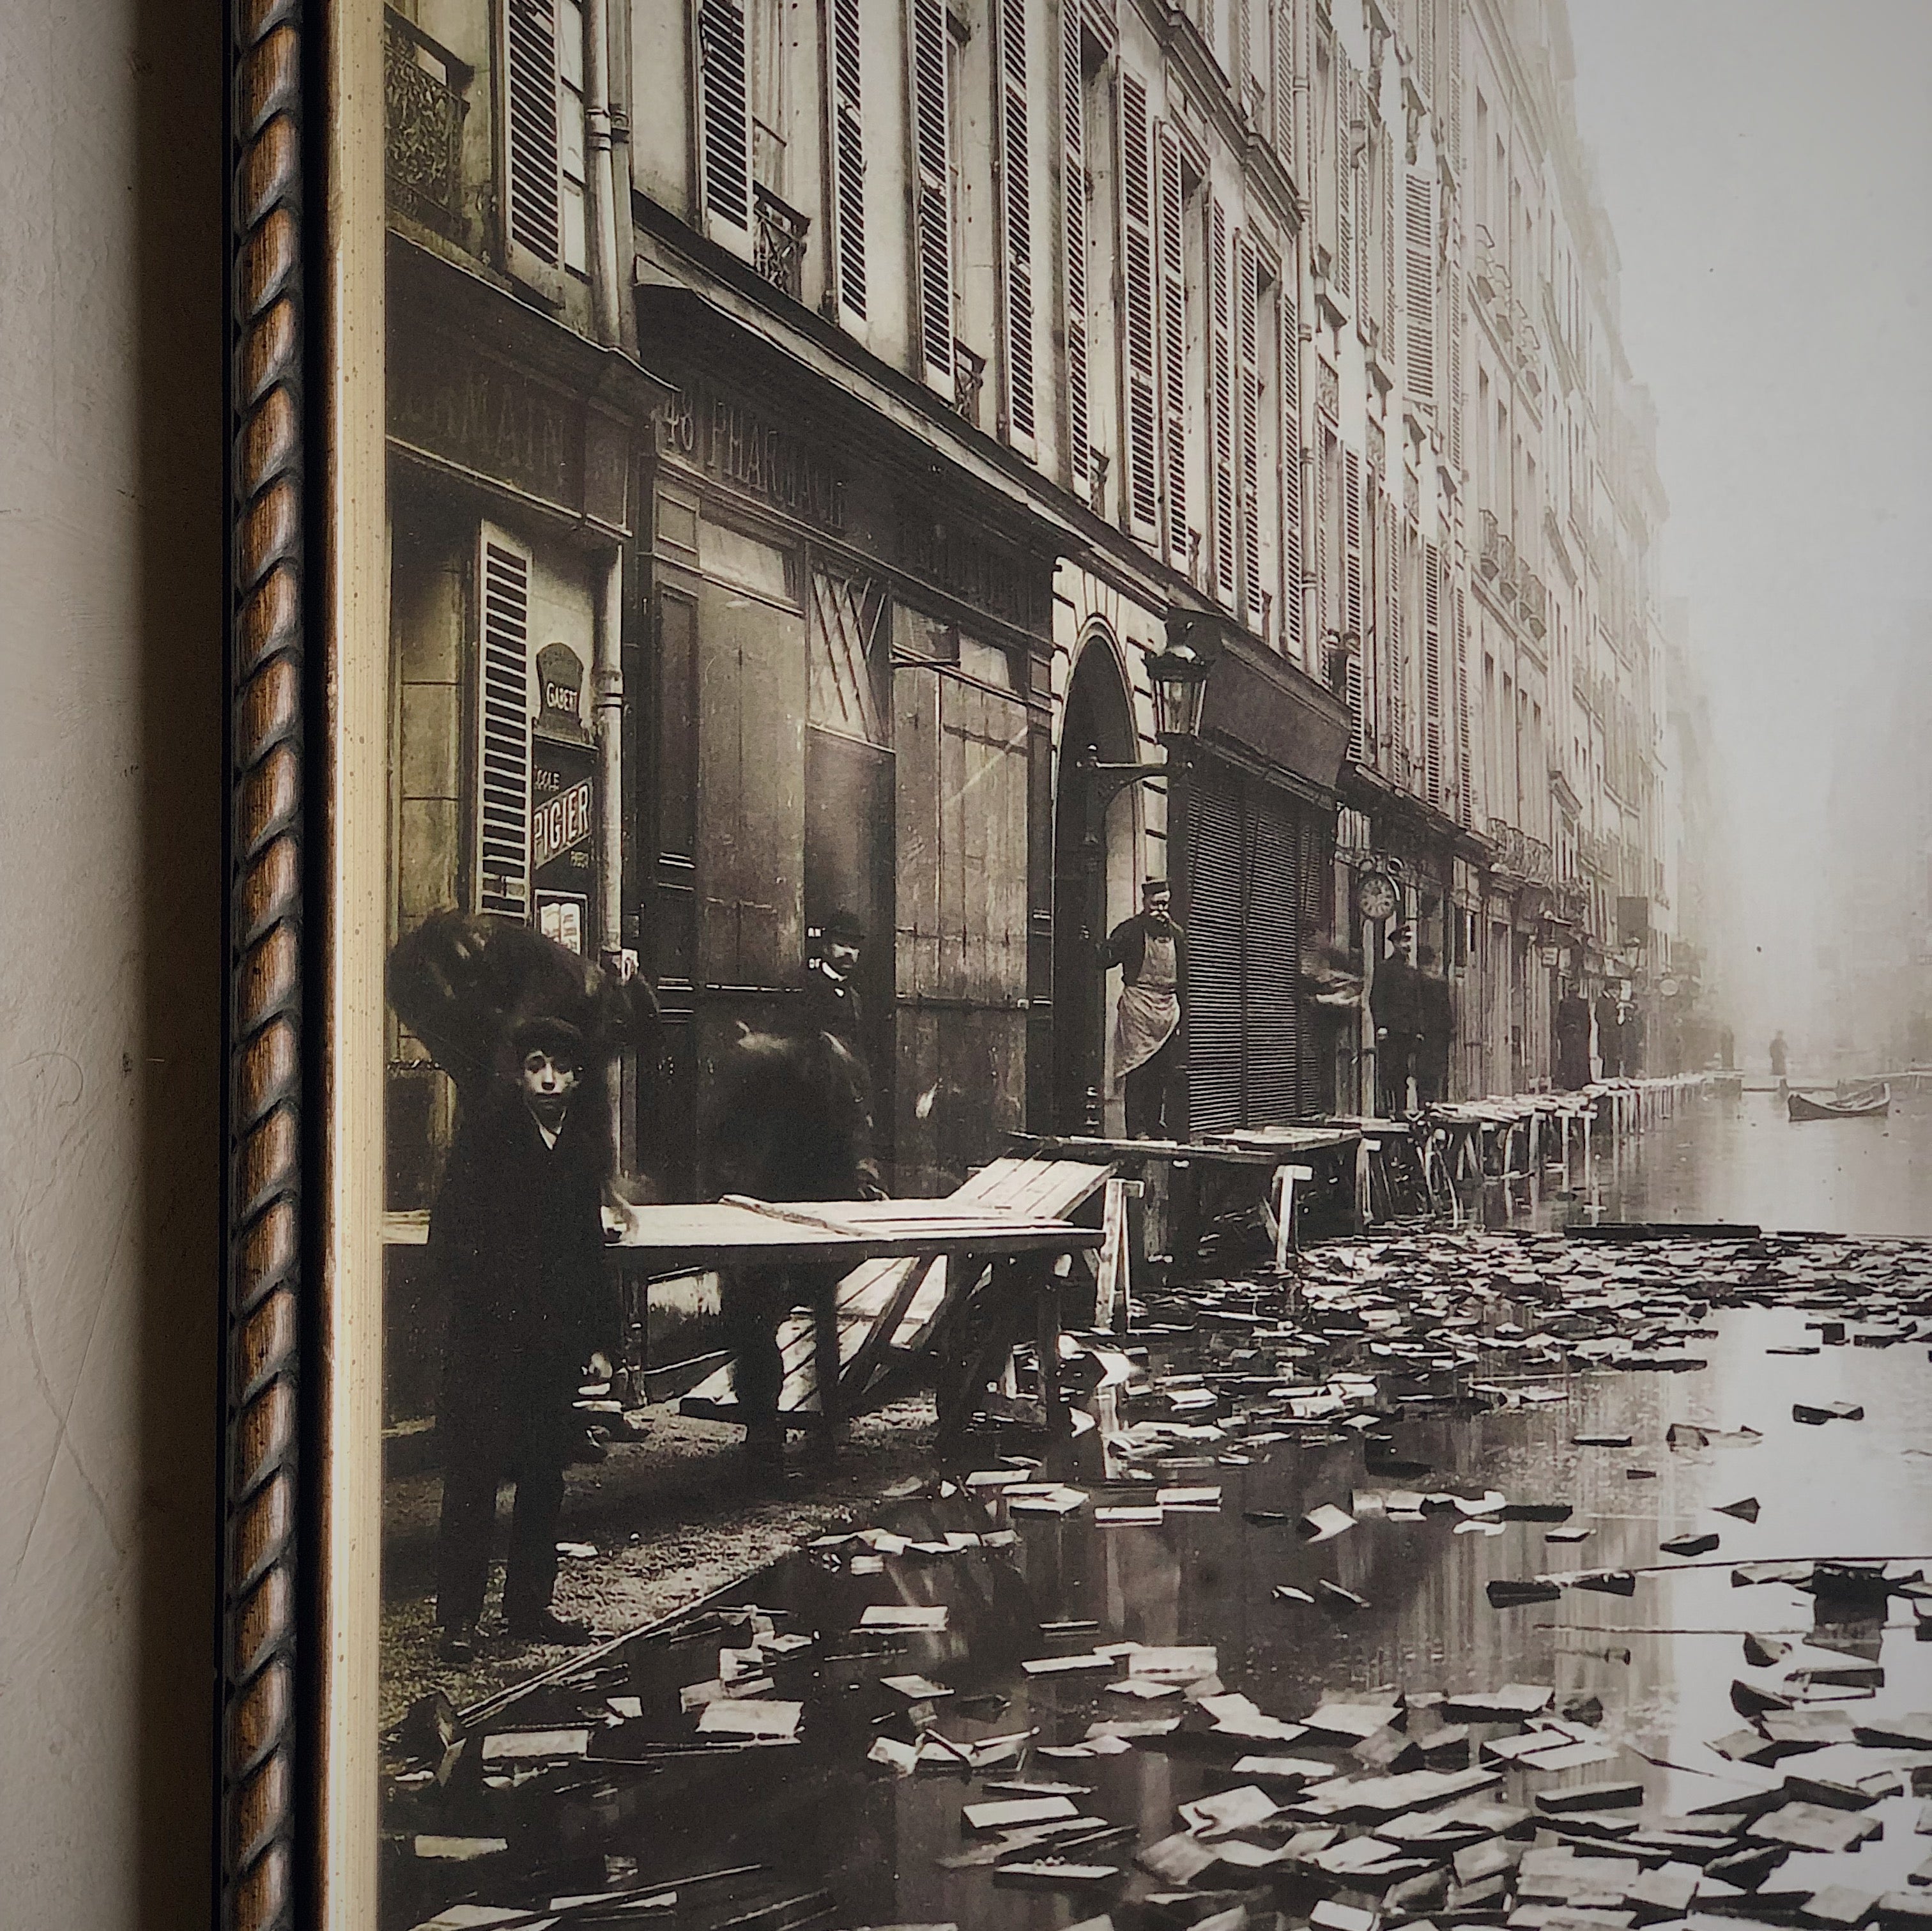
xmin=385 ymin=1090 xmax=1932 ymax=1930
xmin=1540 ymin=1084 xmax=1932 ymax=1240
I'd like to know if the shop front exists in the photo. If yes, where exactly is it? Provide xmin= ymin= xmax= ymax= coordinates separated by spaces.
xmin=383 ymin=242 xmax=664 ymax=1219
xmin=639 ymin=327 xmax=1057 ymax=1201
xmin=1172 ymin=621 xmax=1349 ymax=1137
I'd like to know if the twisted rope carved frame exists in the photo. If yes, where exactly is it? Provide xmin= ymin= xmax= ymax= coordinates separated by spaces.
xmin=226 ymin=0 xmax=306 ymax=1923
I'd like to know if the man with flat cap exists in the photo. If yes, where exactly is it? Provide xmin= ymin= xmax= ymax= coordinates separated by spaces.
xmin=1101 ymin=878 xmax=1184 ymax=1139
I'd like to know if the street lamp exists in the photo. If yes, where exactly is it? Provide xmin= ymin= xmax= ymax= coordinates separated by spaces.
xmin=1073 ymin=638 xmax=1215 ymax=806
xmin=1148 ymin=638 xmax=1213 ymax=747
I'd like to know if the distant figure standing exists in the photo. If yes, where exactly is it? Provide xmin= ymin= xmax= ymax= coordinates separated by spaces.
xmin=1623 ymin=1003 xmax=1646 ymax=1077
xmin=1554 ymin=984 xmax=1593 ymax=1091
xmin=1595 ymin=987 xmax=1624 ymax=1080
xmin=1101 ymin=879 xmax=1184 ymax=1139
xmin=1719 ymin=1027 xmax=1736 ymax=1072
xmin=1370 ymin=923 xmax=1422 ymax=1116
xmin=1413 ymin=945 xmax=1453 ymax=1106
xmin=1769 ymin=1030 xmax=1788 ymax=1079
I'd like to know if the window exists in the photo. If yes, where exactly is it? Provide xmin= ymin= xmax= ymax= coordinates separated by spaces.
xmin=749 ymin=0 xmax=786 ymax=195
xmin=503 ymin=0 xmax=588 ymax=284
xmin=996 ymin=0 xmax=1036 ymax=444
xmin=1121 ymin=72 xmax=1160 ymax=539
xmin=557 ymin=0 xmax=587 ymax=272
xmin=910 ymin=0 xmax=954 ymax=387
xmin=827 ymin=0 xmax=867 ymax=319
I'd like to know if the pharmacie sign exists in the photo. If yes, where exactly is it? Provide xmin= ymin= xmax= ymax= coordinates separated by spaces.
xmin=657 ymin=380 xmax=847 ymax=534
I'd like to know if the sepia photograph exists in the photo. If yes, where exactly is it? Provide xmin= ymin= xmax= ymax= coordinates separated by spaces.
xmin=302 ymin=0 xmax=1932 ymax=1922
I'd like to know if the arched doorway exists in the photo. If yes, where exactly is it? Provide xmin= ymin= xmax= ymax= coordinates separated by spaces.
xmin=1052 ymin=630 xmax=1140 ymax=1133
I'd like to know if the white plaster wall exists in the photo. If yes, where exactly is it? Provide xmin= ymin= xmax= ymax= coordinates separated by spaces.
xmin=0 ymin=0 xmax=221 ymax=1921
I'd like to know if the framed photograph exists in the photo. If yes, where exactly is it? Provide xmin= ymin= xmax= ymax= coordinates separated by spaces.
xmin=220 ymin=0 xmax=1932 ymax=1925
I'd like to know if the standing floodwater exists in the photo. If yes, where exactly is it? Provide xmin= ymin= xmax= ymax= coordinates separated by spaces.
xmin=1522 ymin=1082 xmax=1932 ymax=1238
xmin=379 ymin=1092 xmax=1932 ymax=1928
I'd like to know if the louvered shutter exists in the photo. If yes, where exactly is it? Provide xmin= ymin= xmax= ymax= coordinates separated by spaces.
xmin=999 ymin=0 xmax=1036 ymax=442
xmin=1392 ymin=521 xmax=1407 ymax=768
xmin=1156 ymin=125 xmax=1189 ymax=568
xmin=1211 ymin=200 xmax=1236 ymax=606
xmin=476 ymin=528 xmax=535 ymax=918
xmin=1424 ymin=539 xmax=1443 ymax=805
xmin=1418 ymin=0 xmax=1436 ymax=95
xmin=1446 ymin=260 xmax=1464 ymax=468
xmin=1380 ymin=494 xmax=1399 ymax=768
xmin=910 ymin=0 xmax=954 ymax=388
xmin=1315 ymin=426 xmax=1333 ymax=649
xmin=1447 ymin=0 xmax=1463 ymax=157
xmin=1186 ymin=780 xmax=1247 ymax=1139
xmin=696 ymin=0 xmax=751 ymax=245
xmin=1244 ymin=797 xmax=1302 ymax=1125
xmin=1343 ymin=446 xmax=1364 ymax=760
xmin=1353 ymin=81 xmax=1370 ymax=310
xmin=1333 ymin=53 xmax=1352 ymax=300
xmin=1062 ymin=3 xmax=1088 ymax=487
xmin=1343 ymin=445 xmax=1363 ymax=635
xmin=1381 ymin=132 xmax=1397 ymax=349
xmin=1455 ymin=582 xmax=1472 ymax=824
xmin=505 ymin=0 xmax=564 ymax=272
xmin=1237 ymin=238 xmax=1262 ymax=622
xmin=829 ymin=0 xmax=868 ymax=320
xmin=1279 ymin=263 xmax=1304 ymax=655
xmin=1405 ymin=169 xmax=1436 ymax=408
xmin=1272 ymin=0 xmax=1294 ymax=174
xmin=1121 ymin=76 xmax=1160 ymax=538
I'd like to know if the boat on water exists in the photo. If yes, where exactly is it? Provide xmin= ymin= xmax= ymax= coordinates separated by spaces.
xmin=1787 ymin=1081 xmax=1890 ymax=1121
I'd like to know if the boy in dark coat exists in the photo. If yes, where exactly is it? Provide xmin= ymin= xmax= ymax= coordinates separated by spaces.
xmin=431 ymin=1015 xmax=616 ymax=1659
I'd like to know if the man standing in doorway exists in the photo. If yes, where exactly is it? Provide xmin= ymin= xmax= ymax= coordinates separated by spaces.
xmin=1595 ymin=983 xmax=1625 ymax=1080
xmin=1554 ymin=981 xmax=1593 ymax=1091
xmin=1370 ymin=923 xmax=1422 ymax=1116
xmin=1414 ymin=945 xmax=1454 ymax=1107
xmin=1101 ymin=878 xmax=1184 ymax=1139
xmin=801 ymin=909 xmax=868 ymax=1054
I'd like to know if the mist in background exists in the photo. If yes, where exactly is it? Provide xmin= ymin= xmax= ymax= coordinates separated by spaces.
xmin=1566 ymin=1 xmax=1932 ymax=1065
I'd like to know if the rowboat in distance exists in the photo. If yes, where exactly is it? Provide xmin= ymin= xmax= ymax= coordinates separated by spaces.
xmin=1787 ymin=1081 xmax=1890 ymax=1121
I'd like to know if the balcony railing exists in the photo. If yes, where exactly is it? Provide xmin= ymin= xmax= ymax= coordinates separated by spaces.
xmin=1517 ymin=567 xmax=1548 ymax=638
xmin=385 ymin=10 xmax=471 ymax=238
xmin=1523 ymin=835 xmax=1553 ymax=884
xmin=1471 ymin=226 xmax=1510 ymax=306
xmin=952 ymin=339 xmax=988 ymax=427
xmin=753 ymin=183 xmax=810 ymax=303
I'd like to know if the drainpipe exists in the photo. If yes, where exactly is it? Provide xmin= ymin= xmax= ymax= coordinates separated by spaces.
xmin=585 ymin=0 xmax=624 ymax=348
xmin=595 ymin=545 xmax=626 ymax=1158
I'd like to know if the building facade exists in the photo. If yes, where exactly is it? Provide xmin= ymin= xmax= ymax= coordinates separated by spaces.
xmin=379 ymin=0 xmax=1686 ymax=1266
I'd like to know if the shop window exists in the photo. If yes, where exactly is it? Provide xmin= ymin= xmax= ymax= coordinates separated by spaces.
xmin=808 ymin=572 xmax=887 ymax=744
xmin=697 ymin=512 xmax=797 ymax=604
xmin=894 ymin=605 xmax=1018 ymax=693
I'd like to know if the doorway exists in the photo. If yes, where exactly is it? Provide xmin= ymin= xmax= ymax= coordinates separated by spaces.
xmin=1051 ymin=631 xmax=1140 ymax=1134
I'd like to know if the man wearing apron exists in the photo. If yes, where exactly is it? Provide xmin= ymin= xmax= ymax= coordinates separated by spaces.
xmin=1101 ymin=879 xmax=1184 ymax=1139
